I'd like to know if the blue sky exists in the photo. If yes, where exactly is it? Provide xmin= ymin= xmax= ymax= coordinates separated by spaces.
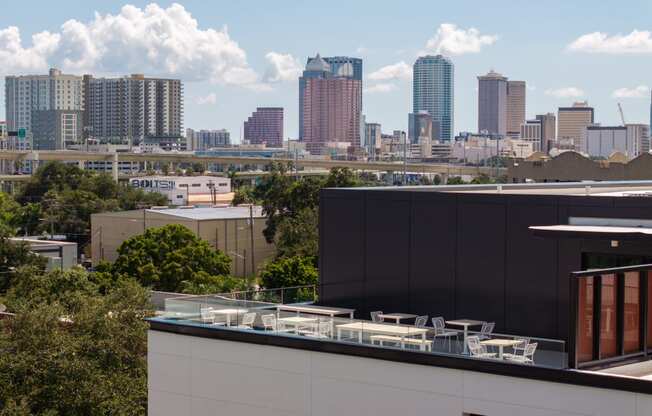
xmin=2 ymin=0 xmax=652 ymax=141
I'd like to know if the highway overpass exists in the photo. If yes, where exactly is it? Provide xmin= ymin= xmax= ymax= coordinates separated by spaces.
xmin=0 ymin=150 xmax=505 ymax=181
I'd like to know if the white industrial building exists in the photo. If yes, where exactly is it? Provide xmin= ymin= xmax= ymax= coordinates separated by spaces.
xmin=129 ymin=176 xmax=231 ymax=206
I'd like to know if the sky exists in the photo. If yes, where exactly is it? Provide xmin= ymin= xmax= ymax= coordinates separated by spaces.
xmin=2 ymin=0 xmax=652 ymax=142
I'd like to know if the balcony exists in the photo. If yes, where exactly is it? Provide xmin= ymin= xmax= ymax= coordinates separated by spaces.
xmin=149 ymin=286 xmax=567 ymax=369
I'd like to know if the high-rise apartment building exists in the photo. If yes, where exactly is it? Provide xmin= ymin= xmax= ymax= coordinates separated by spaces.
xmin=558 ymin=102 xmax=594 ymax=150
xmin=84 ymin=74 xmax=183 ymax=145
xmin=506 ymin=81 xmax=526 ymax=138
xmin=536 ymin=113 xmax=557 ymax=152
xmin=300 ymin=54 xmax=362 ymax=154
xmin=32 ymin=110 xmax=84 ymax=150
xmin=243 ymin=107 xmax=283 ymax=148
xmin=412 ymin=55 xmax=454 ymax=141
xmin=299 ymin=55 xmax=362 ymax=141
xmin=185 ymin=128 xmax=230 ymax=151
xmin=477 ymin=70 xmax=507 ymax=136
xmin=5 ymin=68 xmax=84 ymax=133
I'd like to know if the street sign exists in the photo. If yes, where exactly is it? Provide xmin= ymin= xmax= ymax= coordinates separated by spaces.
xmin=18 ymin=128 xmax=25 ymax=138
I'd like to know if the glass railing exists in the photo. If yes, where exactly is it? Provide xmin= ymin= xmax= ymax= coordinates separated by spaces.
xmin=151 ymin=297 xmax=567 ymax=369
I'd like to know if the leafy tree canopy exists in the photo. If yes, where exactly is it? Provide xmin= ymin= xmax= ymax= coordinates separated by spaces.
xmin=259 ymin=255 xmax=318 ymax=290
xmin=111 ymin=224 xmax=232 ymax=292
xmin=0 ymin=268 xmax=151 ymax=416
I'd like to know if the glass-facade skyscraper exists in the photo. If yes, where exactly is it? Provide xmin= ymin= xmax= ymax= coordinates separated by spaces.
xmin=412 ymin=55 xmax=454 ymax=141
xmin=299 ymin=55 xmax=362 ymax=140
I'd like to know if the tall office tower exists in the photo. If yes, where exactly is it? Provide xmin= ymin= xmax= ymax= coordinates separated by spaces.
xmin=536 ymin=113 xmax=557 ymax=152
xmin=5 ymin=68 xmax=84 ymax=134
xmin=557 ymin=102 xmax=594 ymax=150
xmin=300 ymin=54 xmax=362 ymax=154
xmin=626 ymin=124 xmax=650 ymax=157
xmin=243 ymin=107 xmax=283 ymax=147
xmin=299 ymin=55 xmax=362 ymax=141
xmin=84 ymin=74 xmax=183 ymax=145
xmin=506 ymin=81 xmax=526 ymax=138
xmin=412 ymin=55 xmax=454 ymax=141
xmin=477 ymin=70 xmax=507 ymax=136
xmin=364 ymin=122 xmax=382 ymax=156
xmin=186 ymin=128 xmax=230 ymax=151
xmin=520 ymin=119 xmax=542 ymax=151
xmin=408 ymin=111 xmax=434 ymax=144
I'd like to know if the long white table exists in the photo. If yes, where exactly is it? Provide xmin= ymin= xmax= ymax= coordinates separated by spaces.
xmin=211 ymin=308 xmax=249 ymax=326
xmin=277 ymin=316 xmax=319 ymax=333
xmin=336 ymin=322 xmax=429 ymax=350
xmin=276 ymin=304 xmax=355 ymax=318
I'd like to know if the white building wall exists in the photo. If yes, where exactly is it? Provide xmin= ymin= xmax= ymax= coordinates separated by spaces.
xmin=148 ymin=331 xmax=652 ymax=416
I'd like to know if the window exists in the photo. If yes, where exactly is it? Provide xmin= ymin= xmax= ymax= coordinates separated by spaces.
xmin=600 ymin=274 xmax=618 ymax=359
xmin=578 ymin=277 xmax=594 ymax=363
xmin=623 ymin=272 xmax=641 ymax=353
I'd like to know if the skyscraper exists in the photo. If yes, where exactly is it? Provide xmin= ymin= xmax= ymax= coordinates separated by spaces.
xmin=84 ymin=74 xmax=183 ymax=145
xmin=299 ymin=55 xmax=362 ymax=141
xmin=535 ymin=113 xmax=557 ymax=152
xmin=558 ymin=102 xmax=594 ymax=150
xmin=244 ymin=107 xmax=283 ymax=148
xmin=506 ymin=81 xmax=526 ymax=138
xmin=364 ymin=122 xmax=381 ymax=156
xmin=300 ymin=54 xmax=362 ymax=154
xmin=5 ymin=68 xmax=84 ymax=133
xmin=412 ymin=55 xmax=454 ymax=141
xmin=477 ymin=70 xmax=508 ymax=136
xmin=408 ymin=111 xmax=433 ymax=144
xmin=186 ymin=128 xmax=230 ymax=151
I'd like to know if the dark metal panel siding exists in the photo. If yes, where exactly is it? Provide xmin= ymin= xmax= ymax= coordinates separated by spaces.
xmin=319 ymin=192 xmax=365 ymax=307
xmin=409 ymin=193 xmax=457 ymax=318
xmin=505 ymin=197 xmax=559 ymax=337
xmin=363 ymin=192 xmax=411 ymax=317
xmin=456 ymin=198 xmax=506 ymax=328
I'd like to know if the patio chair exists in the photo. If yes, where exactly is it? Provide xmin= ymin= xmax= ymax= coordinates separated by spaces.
xmin=505 ymin=342 xmax=537 ymax=364
xmin=467 ymin=336 xmax=497 ymax=359
xmin=303 ymin=321 xmax=331 ymax=339
xmin=478 ymin=321 xmax=495 ymax=340
xmin=503 ymin=338 xmax=530 ymax=359
xmin=370 ymin=311 xmax=384 ymax=323
xmin=261 ymin=314 xmax=291 ymax=333
xmin=233 ymin=312 xmax=257 ymax=329
xmin=199 ymin=307 xmax=215 ymax=324
xmin=432 ymin=316 xmax=458 ymax=352
xmin=414 ymin=315 xmax=429 ymax=328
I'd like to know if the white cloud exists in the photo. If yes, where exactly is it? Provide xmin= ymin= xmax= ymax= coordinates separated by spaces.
xmin=527 ymin=84 xmax=537 ymax=91
xmin=364 ymin=83 xmax=398 ymax=94
xmin=612 ymin=85 xmax=650 ymax=98
xmin=544 ymin=87 xmax=585 ymax=98
xmin=568 ymin=30 xmax=652 ymax=54
xmin=0 ymin=3 xmax=263 ymax=88
xmin=0 ymin=26 xmax=60 ymax=73
xmin=263 ymin=52 xmax=302 ymax=82
xmin=423 ymin=23 xmax=498 ymax=55
xmin=368 ymin=61 xmax=411 ymax=81
xmin=196 ymin=93 xmax=217 ymax=105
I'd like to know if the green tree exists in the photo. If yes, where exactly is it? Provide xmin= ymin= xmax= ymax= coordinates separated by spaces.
xmin=111 ymin=224 xmax=232 ymax=292
xmin=259 ymin=255 xmax=318 ymax=290
xmin=0 ymin=270 xmax=150 ymax=416
xmin=17 ymin=162 xmax=89 ymax=204
xmin=324 ymin=167 xmax=359 ymax=188
xmin=0 ymin=236 xmax=46 ymax=292
xmin=0 ymin=193 xmax=20 ymax=235
xmin=470 ymin=173 xmax=493 ymax=184
xmin=232 ymin=186 xmax=255 ymax=206
xmin=446 ymin=176 xmax=466 ymax=185
xmin=40 ymin=189 xmax=119 ymax=245
xmin=275 ymin=207 xmax=319 ymax=261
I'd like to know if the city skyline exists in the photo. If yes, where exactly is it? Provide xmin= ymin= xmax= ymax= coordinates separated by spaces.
xmin=2 ymin=1 xmax=652 ymax=140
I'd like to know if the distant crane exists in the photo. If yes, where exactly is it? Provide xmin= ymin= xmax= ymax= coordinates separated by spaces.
xmin=618 ymin=102 xmax=626 ymax=126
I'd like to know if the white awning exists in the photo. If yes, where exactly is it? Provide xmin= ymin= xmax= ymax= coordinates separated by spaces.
xmin=529 ymin=224 xmax=652 ymax=239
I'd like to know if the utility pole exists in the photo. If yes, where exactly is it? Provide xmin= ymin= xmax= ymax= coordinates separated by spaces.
xmin=249 ymin=205 xmax=255 ymax=276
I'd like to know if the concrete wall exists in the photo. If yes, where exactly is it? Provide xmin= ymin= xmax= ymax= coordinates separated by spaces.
xmin=148 ymin=330 xmax=652 ymax=416
xmin=91 ymin=211 xmax=276 ymax=277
